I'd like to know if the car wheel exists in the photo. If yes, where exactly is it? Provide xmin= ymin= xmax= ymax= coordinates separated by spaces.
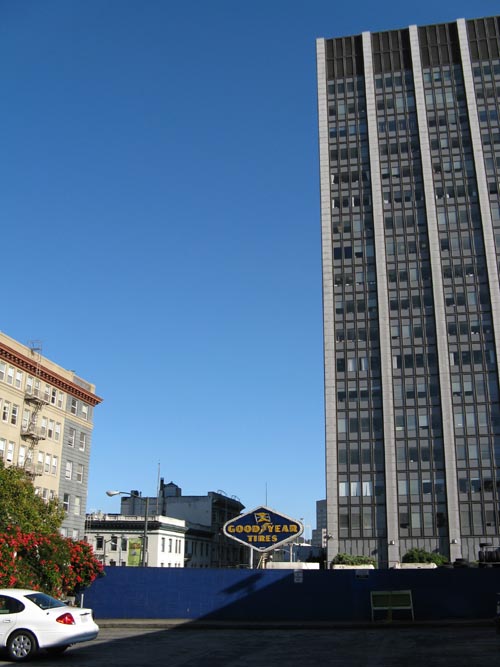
xmin=7 ymin=630 xmax=38 ymax=662
xmin=46 ymin=645 xmax=70 ymax=656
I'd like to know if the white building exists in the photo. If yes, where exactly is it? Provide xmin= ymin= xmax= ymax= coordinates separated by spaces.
xmin=85 ymin=513 xmax=187 ymax=567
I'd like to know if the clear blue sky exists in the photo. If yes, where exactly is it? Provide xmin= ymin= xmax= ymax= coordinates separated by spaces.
xmin=1 ymin=0 xmax=497 ymax=534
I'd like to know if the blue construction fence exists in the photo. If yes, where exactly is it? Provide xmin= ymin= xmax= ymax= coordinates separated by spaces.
xmin=81 ymin=566 xmax=500 ymax=622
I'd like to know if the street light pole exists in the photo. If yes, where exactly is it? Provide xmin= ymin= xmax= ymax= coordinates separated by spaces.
xmin=141 ymin=497 xmax=149 ymax=567
xmin=106 ymin=490 xmax=149 ymax=567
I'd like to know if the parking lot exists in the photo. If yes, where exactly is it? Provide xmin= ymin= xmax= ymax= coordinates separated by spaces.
xmin=1 ymin=623 xmax=498 ymax=666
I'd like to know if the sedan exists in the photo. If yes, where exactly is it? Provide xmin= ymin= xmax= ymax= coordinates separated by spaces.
xmin=0 ymin=589 xmax=99 ymax=662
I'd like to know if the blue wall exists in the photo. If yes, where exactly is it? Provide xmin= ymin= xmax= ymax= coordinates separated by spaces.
xmin=82 ymin=567 xmax=500 ymax=622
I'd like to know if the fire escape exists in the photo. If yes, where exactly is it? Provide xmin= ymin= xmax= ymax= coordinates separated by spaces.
xmin=20 ymin=341 xmax=46 ymax=477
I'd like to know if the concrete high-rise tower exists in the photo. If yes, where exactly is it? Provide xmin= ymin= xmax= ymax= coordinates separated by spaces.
xmin=316 ymin=16 xmax=500 ymax=566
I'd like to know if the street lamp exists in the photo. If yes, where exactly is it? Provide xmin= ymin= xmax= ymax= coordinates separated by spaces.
xmin=106 ymin=490 xmax=149 ymax=567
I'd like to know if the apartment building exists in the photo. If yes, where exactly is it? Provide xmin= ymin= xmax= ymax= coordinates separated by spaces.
xmin=316 ymin=16 xmax=500 ymax=566
xmin=0 ymin=332 xmax=102 ymax=538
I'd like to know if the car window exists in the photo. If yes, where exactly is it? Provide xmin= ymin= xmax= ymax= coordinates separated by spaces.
xmin=25 ymin=593 xmax=66 ymax=610
xmin=0 ymin=595 xmax=25 ymax=614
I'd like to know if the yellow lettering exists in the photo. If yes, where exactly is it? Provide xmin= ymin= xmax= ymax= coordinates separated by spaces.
xmin=274 ymin=525 xmax=281 ymax=533
xmin=227 ymin=525 xmax=235 ymax=533
xmin=290 ymin=525 xmax=298 ymax=533
xmin=244 ymin=525 xmax=252 ymax=533
xmin=272 ymin=535 xmax=278 ymax=542
xmin=236 ymin=526 xmax=243 ymax=533
xmin=282 ymin=525 xmax=289 ymax=533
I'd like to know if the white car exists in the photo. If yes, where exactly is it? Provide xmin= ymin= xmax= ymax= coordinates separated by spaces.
xmin=0 ymin=589 xmax=99 ymax=662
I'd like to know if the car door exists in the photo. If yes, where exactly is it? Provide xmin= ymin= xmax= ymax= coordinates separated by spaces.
xmin=0 ymin=595 xmax=22 ymax=646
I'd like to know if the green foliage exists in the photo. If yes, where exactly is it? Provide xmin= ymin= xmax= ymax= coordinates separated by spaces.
xmin=331 ymin=553 xmax=376 ymax=566
xmin=0 ymin=460 xmax=103 ymax=596
xmin=402 ymin=548 xmax=448 ymax=565
xmin=0 ymin=460 xmax=65 ymax=534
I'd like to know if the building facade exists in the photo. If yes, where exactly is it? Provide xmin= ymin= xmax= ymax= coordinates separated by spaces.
xmin=85 ymin=513 xmax=186 ymax=567
xmin=0 ymin=332 xmax=102 ymax=538
xmin=316 ymin=16 xmax=500 ymax=566
xmin=120 ymin=481 xmax=248 ymax=567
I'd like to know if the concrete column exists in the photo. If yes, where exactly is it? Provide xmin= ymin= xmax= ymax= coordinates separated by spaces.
xmin=316 ymin=39 xmax=338 ymax=563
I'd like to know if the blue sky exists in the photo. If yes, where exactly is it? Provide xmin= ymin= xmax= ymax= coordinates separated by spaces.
xmin=1 ymin=0 xmax=497 ymax=534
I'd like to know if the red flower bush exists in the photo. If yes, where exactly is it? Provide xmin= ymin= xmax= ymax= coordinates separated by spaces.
xmin=0 ymin=527 xmax=103 ymax=597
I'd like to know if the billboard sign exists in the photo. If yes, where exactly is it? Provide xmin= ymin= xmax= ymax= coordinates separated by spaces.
xmin=223 ymin=506 xmax=304 ymax=553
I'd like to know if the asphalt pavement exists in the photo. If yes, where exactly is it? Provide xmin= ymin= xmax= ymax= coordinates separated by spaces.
xmin=2 ymin=621 xmax=497 ymax=667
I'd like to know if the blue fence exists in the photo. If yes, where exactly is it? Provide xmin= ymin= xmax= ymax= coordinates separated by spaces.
xmin=81 ymin=567 xmax=500 ymax=622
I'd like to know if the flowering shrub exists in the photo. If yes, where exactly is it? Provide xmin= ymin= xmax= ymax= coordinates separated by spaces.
xmin=62 ymin=539 xmax=104 ymax=595
xmin=0 ymin=527 xmax=103 ymax=597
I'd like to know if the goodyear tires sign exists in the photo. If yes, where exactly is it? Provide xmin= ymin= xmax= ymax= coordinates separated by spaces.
xmin=223 ymin=506 xmax=304 ymax=553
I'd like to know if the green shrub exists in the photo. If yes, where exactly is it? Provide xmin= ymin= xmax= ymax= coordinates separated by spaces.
xmin=331 ymin=553 xmax=376 ymax=566
xmin=402 ymin=548 xmax=448 ymax=565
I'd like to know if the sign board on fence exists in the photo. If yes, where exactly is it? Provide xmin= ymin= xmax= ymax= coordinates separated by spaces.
xmin=223 ymin=506 xmax=304 ymax=553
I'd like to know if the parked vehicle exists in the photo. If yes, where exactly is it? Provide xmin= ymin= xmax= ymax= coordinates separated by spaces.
xmin=0 ymin=589 xmax=99 ymax=662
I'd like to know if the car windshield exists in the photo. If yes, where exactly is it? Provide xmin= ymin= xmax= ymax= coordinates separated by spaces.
xmin=25 ymin=593 xmax=67 ymax=610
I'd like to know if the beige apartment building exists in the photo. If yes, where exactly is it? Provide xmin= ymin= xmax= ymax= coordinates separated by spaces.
xmin=0 ymin=332 xmax=102 ymax=539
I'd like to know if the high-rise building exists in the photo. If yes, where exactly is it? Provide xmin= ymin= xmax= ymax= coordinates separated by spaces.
xmin=316 ymin=16 xmax=500 ymax=566
xmin=0 ymin=332 xmax=102 ymax=539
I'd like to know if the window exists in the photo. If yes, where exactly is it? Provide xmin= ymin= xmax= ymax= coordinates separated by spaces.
xmin=2 ymin=402 xmax=10 ymax=422
xmin=17 ymin=446 xmax=26 ymax=467
xmin=15 ymin=370 xmax=22 ymax=389
xmin=81 ymin=404 xmax=89 ymax=420
xmin=0 ymin=438 xmax=5 ymax=459
xmin=70 ymin=398 xmax=78 ymax=415
xmin=95 ymin=536 xmax=103 ymax=550
xmin=161 ymin=538 xmax=165 ymax=552
xmin=50 ymin=388 xmax=57 ymax=405
xmin=68 ymin=427 xmax=76 ymax=447
xmin=7 ymin=366 xmax=14 ymax=385
xmin=76 ymin=463 xmax=84 ymax=483
xmin=0 ymin=362 xmax=5 ymax=381
xmin=10 ymin=405 xmax=18 ymax=426
xmin=51 ymin=456 xmax=58 ymax=475
xmin=62 ymin=494 xmax=70 ymax=513
xmin=7 ymin=442 xmax=14 ymax=463
xmin=73 ymin=496 xmax=81 ymax=516
xmin=48 ymin=420 xmax=54 ymax=439
xmin=55 ymin=423 xmax=61 ymax=441
xmin=79 ymin=432 xmax=86 ymax=451
xmin=65 ymin=461 xmax=73 ymax=480
xmin=44 ymin=454 xmax=50 ymax=473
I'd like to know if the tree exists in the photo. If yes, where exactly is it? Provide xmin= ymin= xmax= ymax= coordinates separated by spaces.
xmin=0 ymin=460 xmax=65 ymax=534
xmin=0 ymin=460 xmax=103 ymax=596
